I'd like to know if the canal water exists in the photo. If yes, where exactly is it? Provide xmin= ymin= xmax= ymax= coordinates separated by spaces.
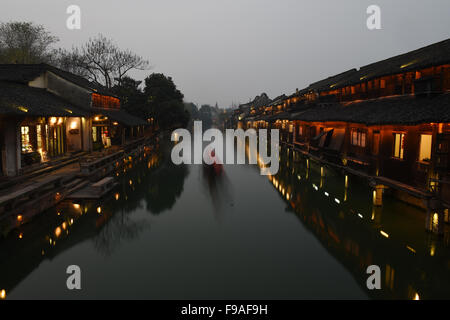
xmin=0 ymin=137 xmax=449 ymax=300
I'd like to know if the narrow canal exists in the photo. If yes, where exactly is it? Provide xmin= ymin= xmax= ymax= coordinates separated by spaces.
xmin=1 ymin=137 xmax=449 ymax=300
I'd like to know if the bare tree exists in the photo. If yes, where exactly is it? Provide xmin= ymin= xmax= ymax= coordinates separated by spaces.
xmin=0 ymin=21 xmax=59 ymax=64
xmin=56 ymin=34 xmax=149 ymax=88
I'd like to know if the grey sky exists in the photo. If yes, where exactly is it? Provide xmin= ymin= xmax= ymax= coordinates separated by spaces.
xmin=2 ymin=0 xmax=450 ymax=107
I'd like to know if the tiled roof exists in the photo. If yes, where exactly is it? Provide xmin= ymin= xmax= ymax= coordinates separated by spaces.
xmin=291 ymin=93 xmax=450 ymax=125
xmin=0 ymin=81 xmax=89 ymax=117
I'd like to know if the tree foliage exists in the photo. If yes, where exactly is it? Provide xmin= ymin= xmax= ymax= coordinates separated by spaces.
xmin=112 ymin=73 xmax=190 ymax=130
xmin=0 ymin=21 xmax=59 ymax=64
xmin=143 ymin=73 xmax=189 ymax=129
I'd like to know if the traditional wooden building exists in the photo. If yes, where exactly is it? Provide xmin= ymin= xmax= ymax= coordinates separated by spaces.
xmin=282 ymin=39 xmax=450 ymax=213
xmin=0 ymin=64 xmax=147 ymax=177
xmin=235 ymin=39 xmax=450 ymax=219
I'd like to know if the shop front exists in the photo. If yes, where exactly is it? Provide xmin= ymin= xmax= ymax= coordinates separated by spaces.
xmin=19 ymin=117 xmax=67 ymax=167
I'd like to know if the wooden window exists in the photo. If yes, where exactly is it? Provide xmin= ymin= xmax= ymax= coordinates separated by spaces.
xmin=393 ymin=133 xmax=405 ymax=159
xmin=351 ymin=129 xmax=367 ymax=147
xmin=419 ymin=134 xmax=432 ymax=162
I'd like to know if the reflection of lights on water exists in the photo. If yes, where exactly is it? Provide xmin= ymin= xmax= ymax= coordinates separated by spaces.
xmin=432 ymin=213 xmax=439 ymax=230
xmin=380 ymin=230 xmax=389 ymax=238
xmin=0 ymin=289 xmax=6 ymax=299
xmin=430 ymin=243 xmax=436 ymax=257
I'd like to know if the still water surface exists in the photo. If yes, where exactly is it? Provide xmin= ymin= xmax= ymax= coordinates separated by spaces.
xmin=1 ymin=138 xmax=449 ymax=299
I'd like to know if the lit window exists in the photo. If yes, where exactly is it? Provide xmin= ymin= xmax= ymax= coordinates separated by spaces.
xmin=36 ymin=125 xmax=43 ymax=150
xmin=351 ymin=130 xmax=367 ymax=147
xmin=21 ymin=126 xmax=32 ymax=153
xmin=380 ymin=80 xmax=386 ymax=89
xmin=393 ymin=133 xmax=405 ymax=159
xmin=419 ymin=134 xmax=432 ymax=162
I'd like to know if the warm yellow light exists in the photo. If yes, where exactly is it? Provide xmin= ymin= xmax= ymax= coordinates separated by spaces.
xmin=129 ymin=180 xmax=133 ymax=186
xmin=419 ymin=134 xmax=432 ymax=162
xmin=57 ymin=117 xmax=63 ymax=125
xmin=94 ymin=116 xmax=100 ymax=121
xmin=413 ymin=293 xmax=420 ymax=300
xmin=73 ymin=203 xmax=81 ymax=210
xmin=50 ymin=117 xmax=57 ymax=125
xmin=18 ymin=233 xmax=23 ymax=239
xmin=70 ymin=121 xmax=78 ymax=130
xmin=55 ymin=227 xmax=62 ymax=238
xmin=115 ymin=193 xmax=120 ymax=201
xmin=0 ymin=289 xmax=5 ymax=299
xmin=406 ymin=246 xmax=416 ymax=254
xmin=17 ymin=106 xmax=28 ymax=113
xmin=113 ymin=122 xmax=119 ymax=126
xmin=380 ymin=230 xmax=389 ymax=238
xmin=430 ymin=244 xmax=436 ymax=257
xmin=97 ymin=207 xmax=102 ymax=214
xmin=17 ymin=215 xmax=23 ymax=222
xmin=401 ymin=60 xmax=417 ymax=69
xmin=62 ymin=222 xmax=67 ymax=230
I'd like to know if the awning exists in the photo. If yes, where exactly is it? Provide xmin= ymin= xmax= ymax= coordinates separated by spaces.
xmin=328 ymin=128 xmax=346 ymax=151
xmin=313 ymin=129 xmax=334 ymax=148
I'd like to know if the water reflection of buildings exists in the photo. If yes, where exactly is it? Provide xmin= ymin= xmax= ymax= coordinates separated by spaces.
xmin=260 ymin=144 xmax=450 ymax=300
xmin=0 ymin=142 xmax=189 ymax=298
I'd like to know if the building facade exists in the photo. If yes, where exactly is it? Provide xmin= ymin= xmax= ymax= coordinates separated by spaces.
xmin=0 ymin=64 xmax=147 ymax=177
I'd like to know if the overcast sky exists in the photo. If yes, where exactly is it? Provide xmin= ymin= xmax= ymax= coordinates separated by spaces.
xmin=2 ymin=0 xmax=450 ymax=107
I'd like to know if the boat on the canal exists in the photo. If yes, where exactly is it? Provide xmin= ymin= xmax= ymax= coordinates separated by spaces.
xmin=203 ymin=150 xmax=223 ymax=175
